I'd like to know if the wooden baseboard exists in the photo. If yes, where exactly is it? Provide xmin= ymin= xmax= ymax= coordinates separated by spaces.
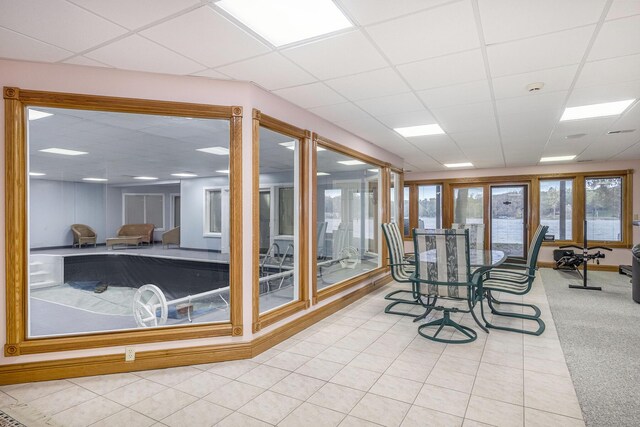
xmin=0 ymin=274 xmax=390 ymax=385
xmin=538 ymin=261 xmax=621 ymax=272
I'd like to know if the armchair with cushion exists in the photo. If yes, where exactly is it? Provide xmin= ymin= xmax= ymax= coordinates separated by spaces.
xmin=162 ymin=226 xmax=180 ymax=248
xmin=116 ymin=223 xmax=155 ymax=245
xmin=71 ymin=224 xmax=97 ymax=248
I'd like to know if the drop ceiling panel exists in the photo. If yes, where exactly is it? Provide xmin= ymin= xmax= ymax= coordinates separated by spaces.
xmin=607 ymin=0 xmax=640 ymax=20
xmin=492 ymin=65 xmax=578 ymax=100
xmin=449 ymin=128 xmax=501 ymax=150
xmin=68 ymin=0 xmax=200 ymax=30
xmin=0 ymin=0 xmax=127 ymax=52
xmin=499 ymin=110 xmax=558 ymax=139
xmin=140 ymin=7 xmax=269 ymax=68
xmin=588 ymin=15 xmax=640 ymax=61
xmin=612 ymin=142 xmax=640 ymax=159
xmin=432 ymin=102 xmax=496 ymax=133
xmin=397 ymin=50 xmax=486 ymax=91
xmin=478 ymin=0 xmax=605 ymax=45
xmin=0 ymin=27 xmax=72 ymax=62
xmin=487 ymin=26 xmax=595 ymax=77
xmin=282 ymin=30 xmax=387 ymax=80
xmin=365 ymin=0 xmax=480 ymax=65
xmin=578 ymin=135 xmax=638 ymax=160
xmin=568 ymin=80 xmax=640 ymax=107
xmin=496 ymin=91 xmax=567 ymax=116
xmin=273 ymin=83 xmax=345 ymax=109
xmin=337 ymin=0 xmax=451 ymax=26
xmin=85 ymin=35 xmax=203 ymax=75
xmin=355 ymin=92 xmax=424 ymax=117
xmin=417 ymin=80 xmax=492 ymax=109
xmin=215 ymin=52 xmax=315 ymax=90
xmin=325 ymin=68 xmax=410 ymax=101
xmin=575 ymin=54 xmax=640 ymax=88
xmin=191 ymin=69 xmax=233 ymax=80
xmin=610 ymin=102 xmax=640 ymax=130
xmin=62 ymin=55 xmax=111 ymax=68
xmin=376 ymin=109 xmax=437 ymax=128
xmin=554 ymin=116 xmax=619 ymax=135
xmin=309 ymin=102 xmax=371 ymax=124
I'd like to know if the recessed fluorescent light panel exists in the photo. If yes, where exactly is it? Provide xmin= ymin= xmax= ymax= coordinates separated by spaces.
xmin=171 ymin=172 xmax=198 ymax=178
xmin=338 ymin=160 xmax=365 ymax=166
xmin=279 ymin=141 xmax=296 ymax=150
xmin=197 ymin=146 xmax=229 ymax=155
xmin=82 ymin=177 xmax=108 ymax=182
xmin=216 ymin=0 xmax=352 ymax=47
xmin=29 ymin=172 xmax=46 ymax=176
xmin=39 ymin=148 xmax=88 ymax=156
xmin=317 ymin=172 xmax=330 ymax=176
xmin=560 ymin=99 xmax=635 ymax=121
xmin=367 ymin=169 xmax=379 ymax=173
xmin=444 ymin=162 xmax=473 ymax=168
xmin=394 ymin=124 xmax=445 ymax=137
xmin=540 ymin=155 xmax=576 ymax=162
xmin=134 ymin=176 xmax=158 ymax=180
xmin=216 ymin=170 xmax=230 ymax=174
xmin=28 ymin=109 xmax=53 ymax=121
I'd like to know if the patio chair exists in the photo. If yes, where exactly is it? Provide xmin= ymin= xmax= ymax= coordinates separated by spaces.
xmin=411 ymin=228 xmax=487 ymax=344
xmin=479 ymin=224 xmax=548 ymax=335
xmin=70 ymin=224 xmax=97 ymax=248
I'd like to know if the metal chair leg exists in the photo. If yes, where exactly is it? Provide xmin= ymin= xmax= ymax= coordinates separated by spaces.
xmin=417 ymin=310 xmax=477 ymax=344
xmin=480 ymin=292 xmax=545 ymax=336
xmin=487 ymin=290 xmax=542 ymax=319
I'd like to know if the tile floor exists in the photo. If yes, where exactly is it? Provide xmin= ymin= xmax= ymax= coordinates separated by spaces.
xmin=1 ymin=272 xmax=585 ymax=426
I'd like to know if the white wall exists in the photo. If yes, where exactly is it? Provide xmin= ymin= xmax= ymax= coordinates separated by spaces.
xmin=180 ymin=177 xmax=228 ymax=251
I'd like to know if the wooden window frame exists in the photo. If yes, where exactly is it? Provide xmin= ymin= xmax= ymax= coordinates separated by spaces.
xmin=252 ymin=110 xmax=309 ymax=333
xmin=3 ymin=87 xmax=244 ymax=356
xmin=311 ymin=134 xmax=389 ymax=304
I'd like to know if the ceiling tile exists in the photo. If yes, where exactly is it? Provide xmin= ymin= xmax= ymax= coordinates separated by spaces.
xmin=273 ymin=83 xmax=345 ymax=108
xmin=85 ymin=34 xmax=204 ymax=75
xmin=376 ymin=109 xmax=437 ymax=128
xmin=612 ymin=142 xmax=640 ymax=160
xmin=0 ymin=0 xmax=126 ymax=52
xmin=62 ymin=55 xmax=111 ymax=68
xmin=568 ymin=80 xmax=640 ymax=107
xmin=496 ymin=91 xmax=567 ymax=116
xmin=610 ymin=101 xmax=640 ymax=130
xmin=575 ymin=54 xmax=640 ymax=88
xmin=337 ymin=0 xmax=451 ymax=26
xmin=432 ymin=102 xmax=496 ymax=133
xmin=607 ymin=0 xmax=640 ymax=20
xmin=0 ymin=27 xmax=72 ymax=62
xmin=417 ymin=80 xmax=491 ymax=109
xmin=366 ymin=0 xmax=480 ymax=65
xmin=479 ymin=0 xmax=605 ymax=44
xmin=325 ymin=68 xmax=410 ymax=101
xmin=190 ymin=69 xmax=232 ymax=79
xmin=588 ymin=14 xmax=640 ymax=61
xmin=450 ymin=128 xmax=501 ymax=149
xmin=141 ymin=6 xmax=269 ymax=68
xmin=554 ymin=116 xmax=619 ymax=135
xmin=309 ymin=102 xmax=371 ymax=124
xmin=355 ymin=92 xmax=424 ymax=117
xmin=487 ymin=26 xmax=595 ymax=77
xmin=397 ymin=49 xmax=486 ymax=91
xmin=578 ymin=133 xmax=638 ymax=160
xmin=68 ymin=0 xmax=199 ymax=30
xmin=499 ymin=110 xmax=558 ymax=140
xmin=282 ymin=30 xmax=387 ymax=80
xmin=492 ymin=65 xmax=578 ymax=99
xmin=216 ymin=52 xmax=314 ymax=90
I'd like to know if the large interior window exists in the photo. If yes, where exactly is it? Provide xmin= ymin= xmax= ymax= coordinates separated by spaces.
xmin=585 ymin=177 xmax=623 ymax=242
xmin=26 ymin=106 xmax=234 ymax=338
xmin=418 ymin=185 xmax=442 ymax=229
xmin=540 ymin=179 xmax=573 ymax=241
xmin=315 ymin=143 xmax=382 ymax=292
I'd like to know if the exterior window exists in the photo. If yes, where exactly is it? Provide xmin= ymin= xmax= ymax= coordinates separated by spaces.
xmin=390 ymin=171 xmax=401 ymax=226
xmin=454 ymin=187 xmax=484 ymax=225
xmin=585 ymin=177 xmax=622 ymax=241
xmin=540 ymin=179 xmax=573 ymax=241
xmin=124 ymin=194 xmax=165 ymax=230
xmin=403 ymin=186 xmax=410 ymax=236
xmin=418 ymin=185 xmax=442 ymax=229
xmin=206 ymin=190 xmax=222 ymax=233
xmin=278 ymin=187 xmax=294 ymax=235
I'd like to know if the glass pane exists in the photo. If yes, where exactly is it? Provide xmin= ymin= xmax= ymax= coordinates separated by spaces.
xmin=208 ymin=191 xmax=222 ymax=233
xmin=403 ymin=186 xmax=410 ymax=236
xmin=586 ymin=177 xmax=622 ymax=241
xmin=258 ymin=127 xmax=298 ymax=314
xmin=491 ymin=186 xmax=525 ymax=258
xmin=316 ymin=146 xmax=381 ymax=291
xmin=453 ymin=187 xmax=484 ymax=225
xmin=418 ymin=185 xmax=442 ymax=229
xmin=27 ymin=106 xmax=232 ymax=337
xmin=390 ymin=171 xmax=399 ymax=225
xmin=278 ymin=187 xmax=294 ymax=235
xmin=540 ymin=180 xmax=572 ymax=240
xmin=145 ymin=195 xmax=164 ymax=229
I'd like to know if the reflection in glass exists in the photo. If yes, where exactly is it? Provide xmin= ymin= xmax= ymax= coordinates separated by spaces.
xmin=403 ymin=186 xmax=410 ymax=236
xmin=586 ymin=177 xmax=622 ymax=241
xmin=418 ymin=185 xmax=442 ymax=229
xmin=390 ymin=171 xmax=401 ymax=226
xmin=454 ymin=187 xmax=484 ymax=225
xmin=27 ymin=107 xmax=232 ymax=337
xmin=316 ymin=147 xmax=381 ymax=291
xmin=540 ymin=179 xmax=572 ymax=240
xmin=258 ymin=127 xmax=299 ymax=313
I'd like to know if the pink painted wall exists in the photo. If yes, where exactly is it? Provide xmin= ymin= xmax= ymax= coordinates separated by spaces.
xmin=406 ymin=160 xmax=640 ymax=266
xmin=0 ymin=59 xmax=399 ymax=365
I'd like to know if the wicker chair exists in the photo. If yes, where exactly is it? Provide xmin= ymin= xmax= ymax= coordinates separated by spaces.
xmin=70 ymin=224 xmax=97 ymax=248
xmin=162 ymin=226 xmax=180 ymax=248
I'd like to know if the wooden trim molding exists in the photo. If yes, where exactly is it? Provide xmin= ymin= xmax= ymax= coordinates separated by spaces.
xmin=0 ymin=273 xmax=391 ymax=385
xmin=252 ymin=110 xmax=310 ymax=332
xmin=4 ymin=87 xmax=243 ymax=356
xmin=537 ymin=261 xmax=619 ymax=272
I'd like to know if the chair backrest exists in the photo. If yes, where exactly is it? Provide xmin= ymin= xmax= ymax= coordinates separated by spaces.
xmin=317 ymin=221 xmax=327 ymax=257
xmin=381 ymin=222 xmax=412 ymax=282
xmin=452 ymin=223 xmax=484 ymax=250
xmin=71 ymin=224 xmax=95 ymax=238
xmin=413 ymin=228 xmax=471 ymax=298
xmin=525 ymin=224 xmax=549 ymax=272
